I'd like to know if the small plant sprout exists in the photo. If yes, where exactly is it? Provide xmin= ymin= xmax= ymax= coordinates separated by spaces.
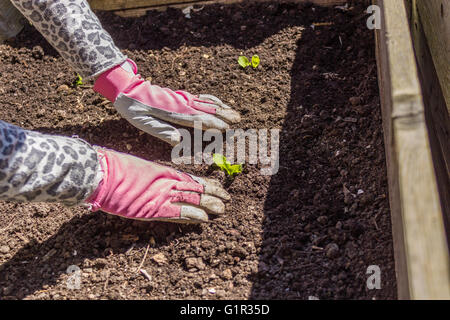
xmin=212 ymin=153 xmax=243 ymax=177
xmin=238 ymin=55 xmax=260 ymax=69
xmin=238 ymin=56 xmax=250 ymax=68
xmin=251 ymin=55 xmax=260 ymax=68
xmin=74 ymin=74 xmax=83 ymax=87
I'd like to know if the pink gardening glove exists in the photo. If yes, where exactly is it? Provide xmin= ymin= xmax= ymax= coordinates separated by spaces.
xmin=85 ymin=148 xmax=230 ymax=223
xmin=93 ymin=59 xmax=241 ymax=145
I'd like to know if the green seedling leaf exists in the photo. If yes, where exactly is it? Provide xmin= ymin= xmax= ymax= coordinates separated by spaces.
xmin=251 ymin=55 xmax=260 ymax=68
xmin=213 ymin=153 xmax=243 ymax=177
xmin=238 ymin=56 xmax=251 ymax=68
xmin=74 ymin=74 xmax=83 ymax=87
xmin=228 ymin=163 xmax=243 ymax=176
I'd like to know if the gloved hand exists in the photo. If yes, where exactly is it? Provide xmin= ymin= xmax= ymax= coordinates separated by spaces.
xmin=93 ymin=59 xmax=241 ymax=145
xmin=85 ymin=148 xmax=230 ymax=223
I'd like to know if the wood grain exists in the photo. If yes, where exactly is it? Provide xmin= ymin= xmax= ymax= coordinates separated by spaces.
xmin=88 ymin=0 xmax=348 ymax=16
xmin=414 ymin=0 xmax=450 ymax=112
xmin=405 ymin=0 xmax=450 ymax=243
xmin=375 ymin=0 xmax=450 ymax=300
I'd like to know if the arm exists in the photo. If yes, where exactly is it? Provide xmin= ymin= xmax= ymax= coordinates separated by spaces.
xmin=10 ymin=0 xmax=241 ymax=145
xmin=0 ymin=120 xmax=228 ymax=222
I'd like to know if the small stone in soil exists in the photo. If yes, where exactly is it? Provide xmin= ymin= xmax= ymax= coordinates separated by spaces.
xmin=349 ymin=96 xmax=362 ymax=106
xmin=185 ymin=257 xmax=206 ymax=270
xmin=325 ymin=243 xmax=340 ymax=259
xmin=222 ymin=269 xmax=233 ymax=280
xmin=216 ymin=289 xmax=226 ymax=298
xmin=151 ymin=253 xmax=168 ymax=265
xmin=0 ymin=245 xmax=10 ymax=254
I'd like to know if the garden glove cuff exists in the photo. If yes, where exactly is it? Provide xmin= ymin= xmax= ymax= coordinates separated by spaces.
xmin=93 ymin=59 xmax=241 ymax=145
xmin=85 ymin=148 xmax=230 ymax=223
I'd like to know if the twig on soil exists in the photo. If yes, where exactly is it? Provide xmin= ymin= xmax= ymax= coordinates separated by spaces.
xmin=125 ymin=243 xmax=135 ymax=255
xmin=103 ymin=269 xmax=111 ymax=291
xmin=76 ymin=92 xmax=86 ymax=111
xmin=373 ymin=218 xmax=379 ymax=231
xmin=136 ymin=242 xmax=150 ymax=272
xmin=373 ymin=212 xmax=380 ymax=231
xmin=0 ymin=219 xmax=15 ymax=233
xmin=140 ymin=269 xmax=152 ymax=282
xmin=35 ymin=289 xmax=49 ymax=294
xmin=98 ymin=100 xmax=111 ymax=107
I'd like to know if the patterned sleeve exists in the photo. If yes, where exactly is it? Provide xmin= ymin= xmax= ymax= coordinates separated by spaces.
xmin=10 ymin=0 xmax=127 ymax=78
xmin=0 ymin=120 xmax=102 ymax=206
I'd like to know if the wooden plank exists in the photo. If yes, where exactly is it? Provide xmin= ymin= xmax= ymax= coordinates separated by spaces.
xmin=376 ymin=0 xmax=409 ymax=299
xmin=88 ymin=0 xmax=348 ymax=13
xmin=414 ymin=0 xmax=450 ymax=112
xmin=375 ymin=0 xmax=450 ymax=299
xmin=405 ymin=0 xmax=450 ymax=240
xmin=89 ymin=0 xmax=196 ymax=11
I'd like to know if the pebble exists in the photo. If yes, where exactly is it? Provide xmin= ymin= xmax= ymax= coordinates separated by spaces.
xmin=317 ymin=216 xmax=328 ymax=224
xmin=32 ymin=46 xmax=44 ymax=59
xmin=208 ymin=288 xmax=216 ymax=294
xmin=325 ymin=243 xmax=340 ymax=259
xmin=57 ymin=84 xmax=70 ymax=93
xmin=0 ymin=245 xmax=10 ymax=254
xmin=185 ymin=257 xmax=205 ymax=270
xmin=232 ymin=246 xmax=249 ymax=258
xmin=151 ymin=253 xmax=168 ymax=265
xmin=216 ymin=289 xmax=226 ymax=298
xmin=222 ymin=269 xmax=233 ymax=280
xmin=2 ymin=286 xmax=13 ymax=295
xmin=349 ymin=96 xmax=362 ymax=106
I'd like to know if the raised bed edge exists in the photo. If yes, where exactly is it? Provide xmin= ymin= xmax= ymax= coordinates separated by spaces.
xmin=375 ymin=0 xmax=450 ymax=300
xmin=88 ymin=0 xmax=348 ymax=17
xmin=404 ymin=0 xmax=450 ymax=244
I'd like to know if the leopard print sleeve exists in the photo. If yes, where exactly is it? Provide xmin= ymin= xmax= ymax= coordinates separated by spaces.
xmin=0 ymin=120 xmax=102 ymax=206
xmin=10 ymin=0 xmax=127 ymax=78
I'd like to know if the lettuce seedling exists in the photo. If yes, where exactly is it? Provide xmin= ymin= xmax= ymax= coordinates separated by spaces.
xmin=74 ymin=74 xmax=83 ymax=87
xmin=213 ymin=153 xmax=243 ymax=177
xmin=251 ymin=55 xmax=260 ymax=68
xmin=238 ymin=56 xmax=250 ymax=68
xmin=238 ymin=55 xmax=260 ymax=69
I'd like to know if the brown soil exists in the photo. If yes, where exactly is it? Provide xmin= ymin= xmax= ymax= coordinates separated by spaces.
xmin=0 ymin=1 xmax=396 ymax=300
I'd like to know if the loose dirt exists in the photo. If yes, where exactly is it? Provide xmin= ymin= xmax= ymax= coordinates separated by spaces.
xmin=0 ymin=1 xmax=396 ymax=300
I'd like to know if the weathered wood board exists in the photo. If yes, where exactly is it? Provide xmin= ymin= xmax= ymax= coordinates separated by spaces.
xmin=88 ymin=0 xmax=348 ymax=17
xmin=89 ymin=0 xmax=348 ymax=11
xmin=375 ymin=0 xmax=450 ymax=299
xmin=412 ymin=0 xmax=450 ymax=112
xmin=405 ymin=0 xmax=450 ymax=241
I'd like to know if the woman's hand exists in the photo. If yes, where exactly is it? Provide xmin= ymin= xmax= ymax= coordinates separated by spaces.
xmin=86 ymin=148 xmax=230 ymax=223
xmin=94 ymin=59 xmax=241 ymax=145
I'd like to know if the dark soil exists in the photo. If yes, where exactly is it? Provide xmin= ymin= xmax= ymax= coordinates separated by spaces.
xmin=0 ymin=1 xmax=396 ymax=299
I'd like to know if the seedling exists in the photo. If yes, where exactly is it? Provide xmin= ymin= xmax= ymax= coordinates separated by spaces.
xmin=238 ymin=55 xmax=260 ymax=69
xmin=212 ymin=153 xmax=243 ymax=177
xmin=238 ymin=56 xmax=250 ymax=68
xmin=251 ymin=55 xmax=260 ymax=68
xmin=73 ymin=74 xmax=83 ymax=87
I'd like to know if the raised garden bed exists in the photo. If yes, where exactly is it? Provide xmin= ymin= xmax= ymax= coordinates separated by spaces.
xmin=0 ymin=0 xmax=447 ymax=300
